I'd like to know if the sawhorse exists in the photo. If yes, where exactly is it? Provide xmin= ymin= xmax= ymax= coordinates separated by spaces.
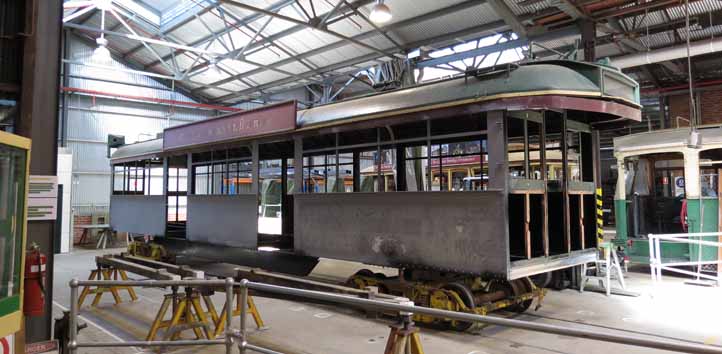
xmin=78 ymin=267 xmax=138 ymax=307
xmin=384 ymin=315 xmax=424 ymax=354
xmin=209 ymin=289 xmax=265 ymax=338
xmin=146 ymin=289 xmax=215 ymax=341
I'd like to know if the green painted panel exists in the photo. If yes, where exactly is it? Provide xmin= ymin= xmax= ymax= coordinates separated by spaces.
xmin=688 ymin=198 xmax=719 ymax=262
xmin=614 ymin=199 xmax=628 ymax=246
xmin=0 ymin=295 xmax=19 ymax=317
xmin=627 ymin=239 xmax=689 ymax=264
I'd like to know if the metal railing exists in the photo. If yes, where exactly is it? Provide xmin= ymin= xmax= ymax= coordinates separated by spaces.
xmin=649 ymin=231 xmax=722 ymax=284
xmin=68 ymin=277 xmax=722 ymax=354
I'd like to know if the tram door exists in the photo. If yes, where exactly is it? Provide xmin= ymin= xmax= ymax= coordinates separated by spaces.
xmin=258 ymin=141 xmax=294 ymax=248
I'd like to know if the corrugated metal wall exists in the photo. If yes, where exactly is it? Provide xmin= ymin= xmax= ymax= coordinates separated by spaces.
xmin=62 ymin=34 xmax=215 ymax=214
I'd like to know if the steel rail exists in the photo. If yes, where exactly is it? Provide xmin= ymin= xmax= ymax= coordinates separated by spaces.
xmin=242 ymin=280 xmax=722 ymax=354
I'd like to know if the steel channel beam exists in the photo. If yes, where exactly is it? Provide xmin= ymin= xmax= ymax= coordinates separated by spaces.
xmin=95 ymin=256 xmax=181 ymax=280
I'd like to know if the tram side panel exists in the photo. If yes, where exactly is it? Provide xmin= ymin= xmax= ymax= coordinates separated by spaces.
xmin=110 ymin=195 xmax=166 ymax=236
xmin=294 ymin=191 xmax=509 ymax=276
xmin=186 ymin=194 xmax=258 ymax=248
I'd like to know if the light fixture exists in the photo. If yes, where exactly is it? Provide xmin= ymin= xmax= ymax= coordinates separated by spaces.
xmin=369 ymin=0 xmax=392 ymax=24
xmin=93 ymin=37 xmax=112 ymax=64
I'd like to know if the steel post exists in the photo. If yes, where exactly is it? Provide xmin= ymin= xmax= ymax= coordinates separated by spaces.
xmin=69 ymin=279 xmax=79 ymax=354
xmin=239 ymin=279 xmax=249 ymax=354
xmin=225 ymin=277 xmax=234 ymax=354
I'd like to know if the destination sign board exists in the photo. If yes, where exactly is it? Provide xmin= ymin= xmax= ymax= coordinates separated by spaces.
xmin=163 ymin=101 xmax=296 ymax=150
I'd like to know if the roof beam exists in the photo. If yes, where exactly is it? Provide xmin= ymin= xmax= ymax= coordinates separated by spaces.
xmin=194 ymin=0 xmax=490 ymax=93
xmin=487 ymin=0 xmax=528 ymax=38
xmin=219 ymin=0 xmax=397 ymax=59
xmin=551 ymin=0 xmax=587 ymax=20
xmin=416 ymin=26 xmax=579 ymax=68
xmin=136 ymin=0 xmax=297 ymax=66
xmin=218 ymin=19 xmax=513 ymax=103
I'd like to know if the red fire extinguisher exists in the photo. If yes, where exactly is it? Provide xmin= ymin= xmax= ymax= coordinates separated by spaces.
xmin=24 ymin=243 xmax=47 ymax=316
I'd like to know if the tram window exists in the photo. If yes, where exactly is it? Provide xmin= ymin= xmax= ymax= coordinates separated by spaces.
xmin=404 ymin=144 xmax=429 ymax=191
xmin=303 ymin=154 xmax=333 ymax=193
xmin=359 ymin=148 xmax=396 ymax=192
xmin=112 ymin=159 xmax=162 ymax=195
xmin=527 ymin=121 xmax=543 ymax=180
xmin=507 ymin=117 xmax=526 ymax=179
xmin=567 ymin=131 xmax=582 ymax=181
xmin=113 ymin=165 xmax=125 ymax=192
xmin=545 ymin=117 xmax=563 ymax=181
xmin=701 ymin=168 xmax=718 ymax=198
xmin=430 ymin=140 xmax=483 ymax=191
xmin=337 ymin=152 xmax=354 ymax=193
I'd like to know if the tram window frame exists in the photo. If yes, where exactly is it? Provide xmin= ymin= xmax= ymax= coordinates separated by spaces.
xmin=300 ymin=114 xmax=488 ymax=194
xmin=191 ymin=147 xmax=252 ymax=195
xmin=506 ymin=113 xmax=545 ymax=181
xmin=111 ymin=159 xmax=163 ymax=195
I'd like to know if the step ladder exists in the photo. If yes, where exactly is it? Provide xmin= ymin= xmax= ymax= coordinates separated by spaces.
xmin=580 ymin=242 xmax=626 ymax=296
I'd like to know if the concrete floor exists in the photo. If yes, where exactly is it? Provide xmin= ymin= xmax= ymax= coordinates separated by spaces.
xmin=53 ymin=248 xmax=722 ymax=354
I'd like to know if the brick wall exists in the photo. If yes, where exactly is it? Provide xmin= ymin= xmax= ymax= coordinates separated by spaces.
xmin=73 ymin=215 xmax=92 ymax=244
xmin=668 ymin=88 xmax=722 ymax=126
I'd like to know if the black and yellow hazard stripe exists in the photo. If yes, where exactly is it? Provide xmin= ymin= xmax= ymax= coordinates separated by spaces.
xmin=596 ymin=188 xmax=604 ymax=245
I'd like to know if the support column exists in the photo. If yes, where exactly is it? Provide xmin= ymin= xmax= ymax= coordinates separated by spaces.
xmin=580 ymin=19 xmax=596 ymax=62
xmin=15 ymin=0 xmax=62 ymax=343
xmin=613 ymin=157 xmax=628 ymax=247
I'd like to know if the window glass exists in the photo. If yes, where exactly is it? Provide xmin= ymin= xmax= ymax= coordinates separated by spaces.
xmin=527 ymin=121 xmax=543 ymax=180
xmin=545 ymin=117 xmax=563 ymax=181
xmin=567 ymin=130 xmax=582 ymax=181
xmin=430 ymin=139 xmax=484 ymax=191
xmin=0 ymin=143 xmax=26 ymax=301
xmin=404 ymin=145 xmax=429 ymax=191
xmin=113 ymin=165 xmax=125 ymax=192
xmin=507 ymin=117 xmax=526 ymax=179
xmin=701 ymin=168 xmax=718 ymax=198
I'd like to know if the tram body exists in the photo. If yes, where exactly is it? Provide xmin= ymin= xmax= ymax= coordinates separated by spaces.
xmin=613 ymin=126 xmax=722 ymax=265
xmin=110 ymin=60 xmax=641 ymax=281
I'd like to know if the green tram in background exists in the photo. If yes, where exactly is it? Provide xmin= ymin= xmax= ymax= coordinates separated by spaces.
xmin=613 ymin=125 xmax=722 ymax=269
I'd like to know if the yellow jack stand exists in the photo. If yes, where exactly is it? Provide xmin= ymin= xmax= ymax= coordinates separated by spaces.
xmin=210 ymin=290 xmax=265 ymax=338
xmin=146 ymin=290 xmax=214 ymax=341
xmin=78 ymin=268 xmax=138 ymax=307
xmin=384 ymin=317 xmax=425 ymax=354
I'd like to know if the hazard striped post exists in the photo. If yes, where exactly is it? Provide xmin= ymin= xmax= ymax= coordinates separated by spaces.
xmin=596 ymin=188 xmax=604 ymax=246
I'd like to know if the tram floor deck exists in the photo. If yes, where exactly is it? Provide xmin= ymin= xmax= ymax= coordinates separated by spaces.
xmin=53 ymin=248 xmax=721 ymax=354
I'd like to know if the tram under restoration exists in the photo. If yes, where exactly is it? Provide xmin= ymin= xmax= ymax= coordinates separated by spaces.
xmin=109 ymin=60 xmax=641 ymax=324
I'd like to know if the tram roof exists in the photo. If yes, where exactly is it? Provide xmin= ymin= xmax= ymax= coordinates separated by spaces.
xmin=614 ymin=124 xmax=722 ymax=155
xmin=110 ymin=138 xmax=163 ymax=164
xmin=112 ymin=60 xmax=641 ymax=163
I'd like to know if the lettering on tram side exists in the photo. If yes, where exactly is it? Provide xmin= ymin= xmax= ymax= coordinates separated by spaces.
xmin=163 ymin=100 xmax=297 ymax=150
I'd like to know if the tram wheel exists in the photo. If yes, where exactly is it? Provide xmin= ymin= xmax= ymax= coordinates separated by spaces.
xmin=530 ymin=271 xmax=552 ymax=289
xmin=346 ymin=269 xmax=374 ymax=289
xmin=509 ymin=278 xmax=534 ymax=313
xmin=441 ymin=282 xmax=475 ymax=331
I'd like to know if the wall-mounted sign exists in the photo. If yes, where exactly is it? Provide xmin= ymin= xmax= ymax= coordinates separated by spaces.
xmin=163 ymin=101 xmax=297 ymax=150
xmin=674 ymin=176 xmax=685 ymax=197
xmin=28 ymin=175 xmax=58 ymax=221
